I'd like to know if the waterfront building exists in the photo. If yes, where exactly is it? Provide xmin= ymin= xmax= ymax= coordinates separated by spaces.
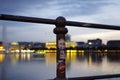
xmin=65 ymin=34 xmax=71 ymax=41
xmin=87 ymin=38 xmax=102 ymax=49
xmin=0 ymin=42 xmax=4 ymax=52
xmin=45 ymin=41 xmax=77 ymax=49
xmin=45 ymin=42 xmax=56 ymax=49
xmin=18 ymin=42 xmax=29 ymax=50
xmin=107 ymin=40 xmax=120 ymax=49
xmin=45 ymin=34 xmax=76 ymax=49
xmin=76 ymin=42 xmax=85 ymax=49
xmin=18 ymin=42 xmax=33 ymax=52
xmin=30 ymin=42 xmax=45 ymax=49
xmin=9 ymin=42 xmax=19 ymax=52
xmin=9 ymin=42 xmax=45 ymax=53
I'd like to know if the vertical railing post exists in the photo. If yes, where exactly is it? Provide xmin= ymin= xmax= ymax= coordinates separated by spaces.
xmin=53 ymin=17 xmax=68 ymax=79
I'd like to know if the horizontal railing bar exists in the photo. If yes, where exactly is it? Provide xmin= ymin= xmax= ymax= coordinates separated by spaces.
xmin=0 ymin=14 xmax=56 ymax=25
xmin=67 ymin=21 xmax=120 ymax=30
xmin=67 ymin=74 xmax=120 ymax=80
xmin=0 ymin=14 xmax=120 ymax=30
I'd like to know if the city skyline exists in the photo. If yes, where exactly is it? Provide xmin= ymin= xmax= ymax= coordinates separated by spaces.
xmin=0 ymin=0 xmax=120 ymax=43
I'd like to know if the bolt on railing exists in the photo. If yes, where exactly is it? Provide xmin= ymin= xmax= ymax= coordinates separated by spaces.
xmin=0 ymin=14 xmax=120 ymax=80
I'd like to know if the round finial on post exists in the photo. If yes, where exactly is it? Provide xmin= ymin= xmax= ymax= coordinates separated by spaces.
xmin=54 ymin=16 xmax=68 ymax=34
xmin=55 ymin=16 xmax=66 ymax=27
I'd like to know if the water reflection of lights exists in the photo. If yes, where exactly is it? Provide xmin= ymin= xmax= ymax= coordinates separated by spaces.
xmin=45 ymin=50 xmax=56 ymax=53
xmin=66 ymin=50 xmax=77 ymax=63
xmin=0 ymin=54 xmax=5 ymax=63
xmin=45 ymin=50 xmax=78 ymax=65
xmin=78 ymin=50 xmax=84 ymax=53
xmin=27 ymin=53 xmax=31 ymax=61
xmin=21 ymin=53 xmax=26 ymax=60
xmin=20 ymin=53 xmax=31 ymax=61
xmin=45 ymin=53 xmax=56 ymax=65
xmin=15 ymin=53 xmax=19 ymax=60
xmin=9 ymin=53 xmax=31 ymax=64
xmin=88 ymin=54 xmax=92 ymax=65
xmin=10 ymin=54 xmax=19 ymax=64
xmin=67 ymin=50 xmax=77 ymax=53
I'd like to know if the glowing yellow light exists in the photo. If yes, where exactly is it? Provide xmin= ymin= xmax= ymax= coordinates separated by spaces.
xmin=0 ymin=46 xmax=4 ymax=51
xmin=104 ymin=49 xmax=108 ymax=52
xmin=88 ymin=42 xmax=92 ymax=45
xmin=16 ymin=50 xmax=20 ymax=53
xmin=11 ymin=42 xmax=19 ymax=45
xmin=46 ymin=41 xmax=77 ymax=49
xmin=46 ymin=42 xmax=56 ymax=49
xmin=0 ymin=46 xmax=3 ymax=49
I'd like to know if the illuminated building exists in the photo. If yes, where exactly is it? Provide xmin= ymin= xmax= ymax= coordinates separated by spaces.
xmin=45 ymin=42 xmax=56 ymax=49
xmin=0 ymin=42 xmax=4 ymax=51
xmin=66 ymin=41 xmax=77 ymax=48
xmin=18 ymin=42 xmax=33 ymax=52
xmin=87 ymin=38 xmax=102 ymax=49
xmin=9 ymin=42 xmax=19 ymax=52
xmin=46 ymin=34 xmax=76 ymax=49
xmin=45 ymin=41 xmax=77 ymax=49
xmin=19 ymin=42 xmax=27 ymax=51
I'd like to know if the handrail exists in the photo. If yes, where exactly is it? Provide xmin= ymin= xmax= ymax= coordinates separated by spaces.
xmin=0 ymin=14 xmax=120 ymax=30
xmin=67 ymin=74 xmax=120 ymax=80
xmin=0 ymin=14 xmax=120 ymax=79
xmin=0 ymin=14 xmax=55 ymax=25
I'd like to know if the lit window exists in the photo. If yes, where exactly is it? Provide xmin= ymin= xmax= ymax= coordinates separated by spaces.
xmin=88 ymin=42 xmax=92 ymax=45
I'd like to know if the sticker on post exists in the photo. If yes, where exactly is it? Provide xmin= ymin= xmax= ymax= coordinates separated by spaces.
xmin=58 ymin=38 xmax=65 ymax=49
xmin=57 ymin=60 xmax=65 ymax=74
xmin=60 ymin=50 xmax=65 ymax=59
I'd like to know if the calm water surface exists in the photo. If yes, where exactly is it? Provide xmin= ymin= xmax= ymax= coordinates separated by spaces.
xmin=0 ymin=50 xmax=120 ymax=80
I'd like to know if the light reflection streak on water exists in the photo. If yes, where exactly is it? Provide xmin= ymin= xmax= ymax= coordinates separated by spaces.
xmin=0 ymin=54 xmax=5 ymax=63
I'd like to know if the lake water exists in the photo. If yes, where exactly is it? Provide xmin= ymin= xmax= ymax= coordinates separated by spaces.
xmin=0 ymin=50 xmax=120 ymax=80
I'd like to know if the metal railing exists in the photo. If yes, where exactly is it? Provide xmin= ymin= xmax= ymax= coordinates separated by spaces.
xmin=0 ymin=14 xmax=120 ymax=80
xmin=67 ymin=74 xmax=120 ymax=80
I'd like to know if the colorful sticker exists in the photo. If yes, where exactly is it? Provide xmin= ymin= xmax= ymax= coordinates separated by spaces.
xmin=57 ymin=60 xmax=65 ymax=74
xmin=58 ymin=38 xmax=66 ymax=59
